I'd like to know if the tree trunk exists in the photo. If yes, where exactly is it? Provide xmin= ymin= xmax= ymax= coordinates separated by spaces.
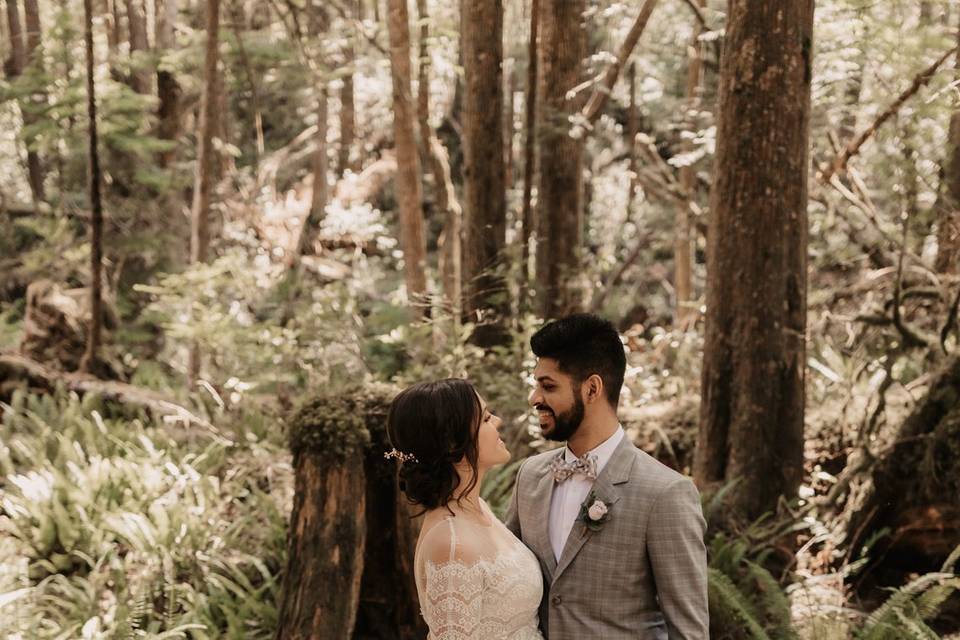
xmin=4 ymin=0 xmax=26 ymax=76
xmin=415 ymin=0 xmax=462 ymax=311
xmin=387 ymin=0 xmax=428 ymax=307
xmin=156 ymin=0 xmax=181 ymax=168
xmin=674 ymin=0 xmax=704 ymax=329
xmin=278 ymin=386 xmax=426 ymax=640
xmin=936 ymin=20 xmax=960 ymax=274
xmin=79 ymin=0 xmax=104 ymax=375
xmin=295 ymin=89 xmax=329 ymax=259
xmin=187 ymin=0 xmax=220 ymax=385
xmin=519 ymin=0 xmax=539 ymax=306
xmin=847 ymin=357 xmax=960 ymax=595
xmin=21 ymin=0 xmax=44 ymax=204
xmin=694 ymin=0 xmax=814 ymax=524
xmin=536 ymin=0 xmax=586 ymax=318
xmin=461 ymin=0 xmax=507 ymax=345
xmin=275 ymin=455 xmax=366 ymax=640
xmin=339 ymin=3 xmax=358 ymax=176
xmin=124 ymin=0 xmax=151 ymax=93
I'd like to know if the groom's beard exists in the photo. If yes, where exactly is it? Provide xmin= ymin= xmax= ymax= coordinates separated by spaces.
xmin=538 ymin=394 xmax=585 ymax=442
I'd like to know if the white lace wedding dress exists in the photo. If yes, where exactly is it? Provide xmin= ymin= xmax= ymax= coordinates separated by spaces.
xmin=415 ymin=500 xmax=544 ymax=640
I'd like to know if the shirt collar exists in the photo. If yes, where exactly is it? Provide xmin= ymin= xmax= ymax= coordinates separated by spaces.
xmin=563 ymin=425 xmax=625 ymax=474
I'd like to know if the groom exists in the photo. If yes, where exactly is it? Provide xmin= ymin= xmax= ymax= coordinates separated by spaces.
xmin=506 ymin=314 xmax=709 ymax=639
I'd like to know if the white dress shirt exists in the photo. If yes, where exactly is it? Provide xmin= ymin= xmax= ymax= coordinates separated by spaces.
xmin=548 ymin=426 xmax=625 ymax=562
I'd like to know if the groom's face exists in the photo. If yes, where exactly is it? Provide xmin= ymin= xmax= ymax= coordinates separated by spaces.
xmin=530 ymin=357 xmax=585 ymax=442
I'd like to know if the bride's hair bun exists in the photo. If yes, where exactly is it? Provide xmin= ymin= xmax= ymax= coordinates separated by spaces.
xmin=386 ymin=379 xmax=482 ymax=510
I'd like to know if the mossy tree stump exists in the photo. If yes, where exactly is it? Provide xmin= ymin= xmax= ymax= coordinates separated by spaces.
xmin=276 ymin=383 xmax=426 ymax=640
xmin=848 ymin=356 xmax=960 ymax=598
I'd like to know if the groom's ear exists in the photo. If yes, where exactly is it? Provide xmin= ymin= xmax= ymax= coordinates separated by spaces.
xmin=584 ymin=374 xmax=604 ymax=404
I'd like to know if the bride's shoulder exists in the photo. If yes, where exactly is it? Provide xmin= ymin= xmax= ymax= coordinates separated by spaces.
xmin=418 ymin=512 xmax=487 ymax=565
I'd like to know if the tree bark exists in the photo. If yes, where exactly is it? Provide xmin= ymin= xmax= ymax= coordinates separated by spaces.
xmin=847 ymin=357 xmax=960 ymax=594
xmin=21 ymin=0 xmax=45 ymax=203
xmin=387 ymin=0 xmax=428 ymax=307
xmin=275 ymin=456 xmax=366 ymax=640
xmin=519 ymin=0 xmax=539 ymax=305
xmin=187 ymin=0 xmax=220 ymax=385
xmin=674 ymin=0 xmax=704 ymax=329
xmin=536 ymin=0 xmax=586 ymax=318
xmin=461 ymin=0 xmax=507 ymax=344
xmin=156 ymin=0 xmax=181 ymax=168
xmin=295 ymin=89 xmax=329 ymax=259
xmin=4 ymin=0 xmax=26 ymax=76
xmin=124 ymin=0 xmax=151 ymax=93
xmin=936 ymin=18 xmax=960 ymax=274
xmin=694 ymin=0 xmax=814 ymax=524
xmin=79 ymin=0 xmax=105 ymax=375
xmin=339 ymin=1 xmax=358 ymax=175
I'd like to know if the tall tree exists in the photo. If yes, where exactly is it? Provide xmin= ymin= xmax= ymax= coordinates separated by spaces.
xmin=125 ymin=0 xmax=151 ymax=93
xmin=674 ymin=0 xmax=705 ymax=328
xmin=294 ymin=87 xmax=329 ymax=259
xmin=20 ymin=0 xmax=45 ymax=203
xmin=519 ymin=0 xmax=539 ymax=304
xmin=694 ymin=0 xmax=814 ymax=523
xmin=536 ymin=0 xmax=586 ymax=318
xmin=156 ymin=0 xmax=180 ymax=168
xmin=79 ymin=0 xmax=104 ymax=374
xmin=4 ymin=0 xmax=26 ymax=77
xmin=338 ymin=0 xmax=358 ymax=175
xmin=461 ymin=0 xmax=507 ymax=343
xmin=187 ymin=0 xmax=220 ymax=384
xmin=386 ymin=0 xmax=428 ymax=307
xmin=936 ymin=15 xmax=960 ymax=274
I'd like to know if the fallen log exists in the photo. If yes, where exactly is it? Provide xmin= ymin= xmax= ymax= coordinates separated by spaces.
xmin=0 ymin=351 xmax=217 ymax=433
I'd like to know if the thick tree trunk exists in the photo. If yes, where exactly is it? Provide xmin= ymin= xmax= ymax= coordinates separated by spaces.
xmin=79 ymin=0 xmax=105 ymax=375
xmin=4 ymin=0 xmax=26 ymax=76
xmin=276 ymin=456 xmax=366 ymax=640
xmin=694 ymin=0 xmax=814 ymax=524
xmin=156 ymin=0 xmax=181 ymax=168
xmin=461 ymin=0 xmax=507 ymax=345
xmin=21 ymin=0 xmax=45 ymax=203
xmin=387 ymin=0 xmax=428 ymax=307
xmin=936 ymin=22 xmax=960 ymax=274
xmin=187 ymin=0 xmax=220 ymax=384
xmin=847 ymin=357 xmax=960 ymax=593
xmin=278 ymin=386 xmax=426 ymax=640
xmin=674 ymin=0 xmax=704 ymax=329
xmin=125 ymin=0 xmax=151 ymax=93
xmin=536 ymin=0 xmax=586 ymax=318
xmin=519 ymin=0 xmax=539 ymax=305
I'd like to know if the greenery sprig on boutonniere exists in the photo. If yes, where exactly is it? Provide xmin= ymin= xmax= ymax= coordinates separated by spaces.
xmin=577 ymin=491 xmax=612 ymax=532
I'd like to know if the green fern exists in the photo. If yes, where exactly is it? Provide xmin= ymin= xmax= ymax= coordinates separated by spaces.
xmin=709 ymin=567 xmax=772 ymax=640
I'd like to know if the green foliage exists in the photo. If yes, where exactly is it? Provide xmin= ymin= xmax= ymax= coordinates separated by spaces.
xmin=0 ymin=389 xmax=288 ymax=639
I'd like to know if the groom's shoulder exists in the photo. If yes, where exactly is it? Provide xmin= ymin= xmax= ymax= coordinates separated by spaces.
xmin=622 ymin=440 xmax=695 ymax=490
xmin=519 ymin=447 xmax=562 ymax=472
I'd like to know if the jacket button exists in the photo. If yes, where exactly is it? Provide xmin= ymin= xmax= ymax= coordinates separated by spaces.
xmin=551 ymin=595 xmax=562 ymax=605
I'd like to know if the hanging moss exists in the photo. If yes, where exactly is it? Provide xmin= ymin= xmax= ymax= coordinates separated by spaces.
xmin=287 ymin=382 xmax=399 ymax=464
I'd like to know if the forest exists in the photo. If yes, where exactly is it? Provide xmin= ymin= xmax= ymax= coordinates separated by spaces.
xmin=1 ymin=0 xmax=960 ymax=638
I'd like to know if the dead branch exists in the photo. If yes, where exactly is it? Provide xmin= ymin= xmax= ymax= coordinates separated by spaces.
xmin=820 ymin=46 xmax=958 ymax=182
xmin=581 ymin=0 xmax=660 ymax=124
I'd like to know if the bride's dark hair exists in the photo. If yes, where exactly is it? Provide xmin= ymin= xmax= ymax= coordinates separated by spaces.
xmin=386 ymin=378 xmax=482 ymax=511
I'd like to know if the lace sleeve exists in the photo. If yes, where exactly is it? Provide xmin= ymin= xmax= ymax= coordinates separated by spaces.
xmin=418 ymin=519 xmax=486 ymax=640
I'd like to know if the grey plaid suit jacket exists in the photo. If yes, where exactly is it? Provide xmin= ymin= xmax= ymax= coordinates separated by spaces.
xmin=505 ymin=436 xmax=709 ymax=639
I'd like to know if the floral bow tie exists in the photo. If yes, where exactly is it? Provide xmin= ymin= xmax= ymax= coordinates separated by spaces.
xmin=550 ymin=452 xmax=598 ymax=483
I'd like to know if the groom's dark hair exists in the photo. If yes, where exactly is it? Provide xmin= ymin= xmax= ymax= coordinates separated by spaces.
xmin=531 ymin=313 xmax=626 ymax=407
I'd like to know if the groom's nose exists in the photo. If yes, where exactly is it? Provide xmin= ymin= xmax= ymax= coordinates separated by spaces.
xmin=528 ymin=387 xmax=542 ymax=407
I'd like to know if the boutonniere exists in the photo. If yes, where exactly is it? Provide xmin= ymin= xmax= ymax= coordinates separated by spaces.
xmin=578 ymin=491 xmax=612 ymax=532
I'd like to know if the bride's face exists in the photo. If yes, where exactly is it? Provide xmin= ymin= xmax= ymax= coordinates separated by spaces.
xmin=475 ymin=395 xmax=510 ymax=468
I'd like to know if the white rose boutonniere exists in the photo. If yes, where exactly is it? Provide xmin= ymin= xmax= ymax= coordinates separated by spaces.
xmin=578 ymin=491 xmax=612 ymax=532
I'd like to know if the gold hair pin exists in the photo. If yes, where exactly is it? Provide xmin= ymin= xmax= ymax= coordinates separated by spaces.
xmin=384 ymin=448 xmax=419 ymax=464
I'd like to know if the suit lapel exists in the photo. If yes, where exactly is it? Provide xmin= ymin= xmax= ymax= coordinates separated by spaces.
xmin=552 ymin=436 xmax=635 ymax=582
xmin=528 ymin=450 xmax=562 ymax=577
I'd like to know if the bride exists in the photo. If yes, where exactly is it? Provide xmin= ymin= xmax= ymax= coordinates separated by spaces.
xmin=386 ymin=378 xmax=544 ymax=639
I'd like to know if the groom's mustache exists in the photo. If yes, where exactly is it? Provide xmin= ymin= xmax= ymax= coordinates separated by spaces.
xmin=534 ymin=404 xmax=555 ymax=417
